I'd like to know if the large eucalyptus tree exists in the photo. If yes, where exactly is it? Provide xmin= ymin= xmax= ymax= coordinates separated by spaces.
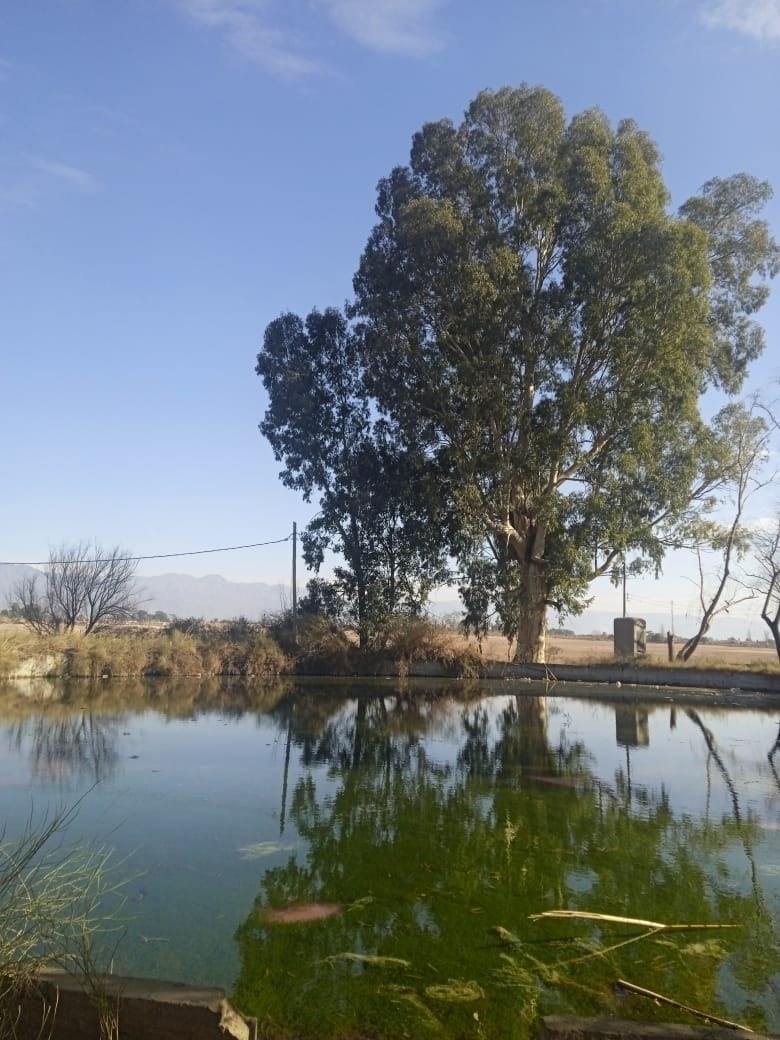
xmin=352 ymin=85 xmax=778 ymax=661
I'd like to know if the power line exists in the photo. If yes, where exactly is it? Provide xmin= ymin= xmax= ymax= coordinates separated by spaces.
xmin=0 ymin=535 xmax=293 ymax=568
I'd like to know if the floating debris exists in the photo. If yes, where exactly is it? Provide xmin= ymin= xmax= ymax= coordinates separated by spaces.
xmin=491 ymin=925 xmax=522 ymax=946
xmin=263 ymin=902 xmax=343 ymax=924
xmin=347 ymin=895 xmax=375 ymax=912
xmin=615 ymin=978 xmax=754 ymax=1032
xmin=529 ymin=910 xmax=739 ymax=931
xmin=527 ymin=774 xmax=590 ymax=788
xmin=238 ymin=841 xmax=296 ymax=860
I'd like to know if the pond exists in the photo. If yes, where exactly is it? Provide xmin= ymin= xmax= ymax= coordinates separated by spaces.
xmin=1 ymin=676 xmax=779 ymax=1038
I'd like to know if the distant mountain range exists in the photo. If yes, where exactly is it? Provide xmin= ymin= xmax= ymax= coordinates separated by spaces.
xmin=0 ymin=564 xmax=759 ymax=639
xmin=138 ymin=573 xmax=292 ymax=619
xmin=0 ymin=564 xmax=291 ymax=621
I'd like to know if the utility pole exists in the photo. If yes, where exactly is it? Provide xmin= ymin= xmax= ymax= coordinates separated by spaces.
xmin=291 ymin=522 xmax=297 ymax=646
xmin=622 ymin=556 xmax=627 ymax=618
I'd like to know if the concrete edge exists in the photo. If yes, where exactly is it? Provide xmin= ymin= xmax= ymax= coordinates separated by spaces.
xmin=14 ymin=969 xmax=258 ymax=1040
xmin=540 ymin=1015 xmax=777 ymax=1040
xmin=406 ymin=659 xmax=779 ymax=694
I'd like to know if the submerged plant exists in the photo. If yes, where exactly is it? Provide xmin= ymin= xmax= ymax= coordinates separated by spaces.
xmin=424 ymin=979 xmax=485 ymax=1002
xmin=322 ymin=952 xmax=412 ymax=970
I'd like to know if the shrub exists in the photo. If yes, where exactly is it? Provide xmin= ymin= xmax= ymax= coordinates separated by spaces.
xmin=166 ymin=616 xmax=209 ymax=639
xmin=61 ymin=634 xmax=148 ymax=678
xmin=265 ymin=611 xmax=355 ymax=673
xmin=242 ymin=634 xmax=289 ymax=678
xmin=380 ymin=616 xmax=482 ymax=678
xmin=143 ymin=629 xmax=203 ymax=677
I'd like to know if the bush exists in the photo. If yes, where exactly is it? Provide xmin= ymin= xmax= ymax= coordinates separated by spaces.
xmin=244 ymin=634 xmax=289 ymax=677
xmin=61 ymin=634 xmax=148 ymax=679
xmin=143 ymin=629 xmax=204 ymax=677
xmin=266 ymin=611 xmax=355 ymax=673
xmin=166 ymin=616 xmax=209 ymax=639
xmin=379 ymin=616 xmax=482 ymax=678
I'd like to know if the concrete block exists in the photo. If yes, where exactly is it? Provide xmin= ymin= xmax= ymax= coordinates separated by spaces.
xmin=10 ymin=969 xmax=256 ymax=1040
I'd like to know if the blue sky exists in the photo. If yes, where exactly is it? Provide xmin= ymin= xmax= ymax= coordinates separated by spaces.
xmin=1 ymin=0 xmax=778 ymax=635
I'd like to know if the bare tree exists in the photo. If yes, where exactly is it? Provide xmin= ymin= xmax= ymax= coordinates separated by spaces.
xmin=677 ymin=400 xmax=772 ymax=661
xmin=78 ymin=544 xmax=139 ymax=633
xmin=12 ymin=541 xmax=139 ymax=635
xmin=751 ymin=520 xmax=780 ymax=660
xmin=13 ymin=573 xmax=58 ymax=634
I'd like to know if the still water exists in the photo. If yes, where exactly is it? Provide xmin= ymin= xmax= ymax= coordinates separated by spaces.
xmin=2 ymin=677 xmax=779 ymax=1038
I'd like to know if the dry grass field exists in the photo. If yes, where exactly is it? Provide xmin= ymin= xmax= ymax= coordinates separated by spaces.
xmin=473 ymin=632 xmax=779 ymax=669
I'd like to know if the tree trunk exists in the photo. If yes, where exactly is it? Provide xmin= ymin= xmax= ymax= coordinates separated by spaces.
xmin=762 ymin=612 xmax=780 ymax=663
xmin=761 ymin=578 xmax=780 ymax=663
xmin=513 ymin=557 xmax=548 ymax=663
xmin=348 ymin=517 xmax=370 ymax=649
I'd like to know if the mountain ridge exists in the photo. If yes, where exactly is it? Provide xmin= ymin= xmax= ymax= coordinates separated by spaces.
xmin=0 ymin=565 xmax=759 ymax=639
xmin=0 ymin=565 xmax=291 ymax=621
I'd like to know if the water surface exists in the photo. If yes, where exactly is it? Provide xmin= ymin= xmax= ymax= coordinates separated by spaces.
xmin=2 ymin=677 xmax=779 ymax=1038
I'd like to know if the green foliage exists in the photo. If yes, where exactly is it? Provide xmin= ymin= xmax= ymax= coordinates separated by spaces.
xmin=266 ymin=608 xmax=355 ymax=674
xmin=674 ymin=399 xmax=772 ymax=661
xmin=679 ymin=174 xmax=780 ymax=392
xmin=256 ymin=308 xmax=451 ymax=648
xmin=349 ymin=85 xmax=777 ymax=661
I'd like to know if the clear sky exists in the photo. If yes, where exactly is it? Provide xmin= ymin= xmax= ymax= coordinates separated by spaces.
xmin=1 ymin=0 xmax=778 ymax=636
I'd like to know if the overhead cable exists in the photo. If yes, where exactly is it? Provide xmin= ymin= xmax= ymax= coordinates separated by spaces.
xmin=0 ymin=535 xmax=293 ymax=568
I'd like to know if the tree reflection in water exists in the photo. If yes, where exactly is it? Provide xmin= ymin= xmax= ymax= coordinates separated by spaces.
xmin=234 ymin=689 xmax=778 ymax=1040
xmin=8 ymin=711 xmax=123 ymax=783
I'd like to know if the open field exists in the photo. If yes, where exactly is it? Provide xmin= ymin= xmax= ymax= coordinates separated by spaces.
xmin=467 ymin=633 xmax=779 ymax=669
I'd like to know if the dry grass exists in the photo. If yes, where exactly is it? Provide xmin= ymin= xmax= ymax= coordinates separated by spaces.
xmin=378 ymin=617 xmax=482 ymax=677
xmin=467 ymin=632 xmax=779 ymax=669
xmin=0 ymin=622 xmax=290 ymax=679
xmin=1 ymin=619 xmax=776 ymax=675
